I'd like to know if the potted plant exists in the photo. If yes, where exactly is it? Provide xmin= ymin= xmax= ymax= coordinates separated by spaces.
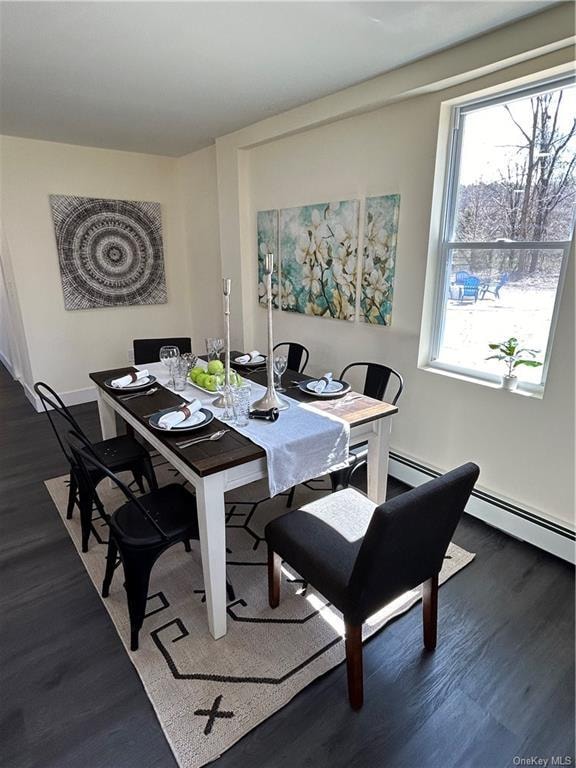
xmin=486 ymin=337 xmax=542 ymax=391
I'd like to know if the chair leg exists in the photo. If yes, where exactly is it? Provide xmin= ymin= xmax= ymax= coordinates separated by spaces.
xmin=132 ymin=469 xmax=146 ymax=494
xmin=123 ymin=549 xmax=158 ymax=651
xmin=78 ymin=486 xmax=93 ymax=553
xmin=422 ymin=573 xmax=439 ymax=650
xmin=268 ymin=547 xmax=281 ymax=608
xmin=66 ymin=470 xmax=78 ymax=519
xmin=183 ymin=539 xmax=191 ymax=552
xmin=345 ymin=622 xmax=364 ymax=710
xmin=102 ymin=538 xmax=118 ymax=597
xmin=141 ymin=455 xmax=158 ymax=491
xmin=285 ymin=486 xmax=296 ymax=508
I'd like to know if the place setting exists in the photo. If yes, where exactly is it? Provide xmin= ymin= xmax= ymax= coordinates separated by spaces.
xmin=103 ymin=368 xmax=157 ymax=394
xmin=295 ymin=371 xmax=351 ymax=400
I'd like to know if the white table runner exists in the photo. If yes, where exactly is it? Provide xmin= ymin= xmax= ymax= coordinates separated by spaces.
xmin=140 ymin=362 xmax=350 ymax=496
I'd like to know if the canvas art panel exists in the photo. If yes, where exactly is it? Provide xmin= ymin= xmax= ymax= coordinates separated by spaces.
xmin=257 ymin=209 xmax=279 ymax=309
xmin=360 ymin=194 xmax=401 ymax=325
xmin=280 ymin=200 xmax=359 ymax=321
xmin=50 ymin=194 xmax=167 ymax=310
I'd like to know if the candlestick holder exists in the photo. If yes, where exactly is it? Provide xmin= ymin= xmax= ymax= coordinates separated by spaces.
xmin=251 ymin=253 xmax=289 ymax=412
xmin=213 ymin=278 xmax=234 ymax=411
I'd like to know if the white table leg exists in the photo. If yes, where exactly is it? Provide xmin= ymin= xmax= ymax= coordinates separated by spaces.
xmin=195 ymin=472 xmax=227 ymax=639
xmin=366 ymin=417 xmax=392 ymax=504
xmin=97 ymin=389 xmax=117 ymax=440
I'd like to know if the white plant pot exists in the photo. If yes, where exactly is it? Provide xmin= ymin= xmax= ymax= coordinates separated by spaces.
xmin=502 ymin=374 xmax=518 ymax=391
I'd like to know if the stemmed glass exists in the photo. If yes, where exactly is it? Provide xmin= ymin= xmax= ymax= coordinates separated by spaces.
xmin=159 ymin=345 xmax=180 ymax=388
xmin=215 ymin=373 xmax=233 ymax=421
xmin=205 ymin=337 xmax=224 ymax=362
xmin=212 ymin=338 xmax=225 ymax=362
xmin=273 ymin=354 xmax=288 ymax=392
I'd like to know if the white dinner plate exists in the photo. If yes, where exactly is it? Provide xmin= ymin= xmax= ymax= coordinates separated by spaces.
xmin=234 ymin=355 xmax=266 ymax=367
xmin=104 ymin=375 xmax=157 ymax=391
xmin=305 ymin=379 xmax=344 ymax=394
xmin=297 ymin=379 xmax=351 ymax=399
xmin=148 ymin=407 xmax=214 ymax=432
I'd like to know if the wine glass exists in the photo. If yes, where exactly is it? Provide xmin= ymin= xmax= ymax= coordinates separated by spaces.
xmin=273 ymin=354 xmax=288 ymax=392
xmin=159 ymin=345 xmax=180 ymax=388
xmin=215 ymin=373 xmax=233 ymax=421
xmin=212 ymin=337 xmax=225 ymax=362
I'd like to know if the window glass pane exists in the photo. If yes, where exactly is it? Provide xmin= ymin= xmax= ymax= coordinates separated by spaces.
xmin=436 ymin=248 xmax=565 ymax=384
xmin=452 ymin=85 xmax=576 ymax=242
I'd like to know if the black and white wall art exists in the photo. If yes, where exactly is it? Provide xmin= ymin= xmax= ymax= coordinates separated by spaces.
xmin=50 ymin=194 xmax=168 ymax=310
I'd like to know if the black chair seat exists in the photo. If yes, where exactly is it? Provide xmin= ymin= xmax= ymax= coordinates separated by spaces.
xmin=266 ymin=489 xmax=375 ymax=614
xmin=91 ymin=435 xmax=151 ymax=469
xmin=113 ymin=484 xmax=199 ymax=546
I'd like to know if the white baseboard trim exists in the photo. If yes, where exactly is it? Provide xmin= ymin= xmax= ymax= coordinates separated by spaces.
xmin=25 ymin=384 xmax=97 ymax=413
xmin=389 ymin=452 xmax=575 ymax=564
xmin=0 ymin=349 xmax=15 ymax=377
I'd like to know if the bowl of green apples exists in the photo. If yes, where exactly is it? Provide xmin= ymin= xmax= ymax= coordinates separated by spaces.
xmin=188 ymin=360 xmax=244 ymax=393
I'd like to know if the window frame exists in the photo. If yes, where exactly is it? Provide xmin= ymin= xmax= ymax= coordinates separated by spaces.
xmin=428 ymin=73 xmax=575 ymax=395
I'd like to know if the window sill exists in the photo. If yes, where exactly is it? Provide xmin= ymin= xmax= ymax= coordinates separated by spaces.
xmin=419 ymin=363 xmax=545 ymax=399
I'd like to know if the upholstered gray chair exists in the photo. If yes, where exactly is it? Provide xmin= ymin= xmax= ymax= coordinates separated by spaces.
xmin=265 ymin=463 xmax=480 ymax=709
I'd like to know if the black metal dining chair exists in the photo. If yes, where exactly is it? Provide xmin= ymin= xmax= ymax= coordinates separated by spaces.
xmin=328 ymin=362 xmax=404 ymax=493
xmin=69 ymin=432 xmax=199 ymax=651
xmin=266 ymin=463 xmax=480 ymax=709
xmin=34 ymin=382 xmax=157 ymax=552
xmin=133 ymin=337 xmax=192 ymax=365
xmin=273 ymin=342 xmax=310 ymax=373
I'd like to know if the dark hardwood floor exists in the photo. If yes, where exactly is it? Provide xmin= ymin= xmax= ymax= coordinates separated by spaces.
xmin=1 ymin=363 xmax=574 ymax=768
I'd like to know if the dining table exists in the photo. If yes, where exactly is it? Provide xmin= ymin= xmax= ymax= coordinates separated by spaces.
xmin=89 ymin=355 xmax=398 ymax=640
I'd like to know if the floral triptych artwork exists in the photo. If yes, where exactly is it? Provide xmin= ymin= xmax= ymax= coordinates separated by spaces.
xmin=280 ymin=200 xmax=359 ymax=321
xmin=360 ymin=194 xmax=400 ymax=325
xmin=256 ymin=194 xmax=400 ymax=325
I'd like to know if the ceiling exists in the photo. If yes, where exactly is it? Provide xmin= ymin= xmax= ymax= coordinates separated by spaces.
xmin=0 ymin=1 xmax=555 ymax=157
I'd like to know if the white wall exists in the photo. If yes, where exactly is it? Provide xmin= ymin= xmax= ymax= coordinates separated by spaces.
xmin=0 ymin=136 xmax=192 ymax=399
xmin=0 ymin=253 xmax=13 ymax=371
xmin=176 ymin=145 xmax=223 ymax=350
xmin=213 ymin=8 xmax=575 ymax=529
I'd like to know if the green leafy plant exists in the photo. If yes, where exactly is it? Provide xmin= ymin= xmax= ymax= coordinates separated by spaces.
xmin=486 ymin=337 xmax=543 ymax=378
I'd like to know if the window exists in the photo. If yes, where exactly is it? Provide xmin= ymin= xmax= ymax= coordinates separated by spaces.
xmin=429 ymin=75 xmax=575 ymax=392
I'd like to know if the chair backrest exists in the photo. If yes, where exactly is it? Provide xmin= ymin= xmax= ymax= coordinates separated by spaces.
xmin=34 ymin=381 xmax=87 ymax=464
xmin=454 ymin=271 xmax=470 ymax=284
xmin=68 ymin=431 xmax=168 ymax=540
xmin=133 ymin=337 xmax=192 ymax=365
xmin=339 ymin=362 xmax=403 ymax=405
xmin=273 ymin=342 xmax=310 ymax=373
xmin=347 ymin=463 xmax=480 ymax=623
xmin=462 ymin=276 xmax=480 ymax=295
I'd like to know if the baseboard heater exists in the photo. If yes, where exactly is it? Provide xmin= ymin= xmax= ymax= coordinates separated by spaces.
xmin=389 ymin=451 xmax=575 ymax=564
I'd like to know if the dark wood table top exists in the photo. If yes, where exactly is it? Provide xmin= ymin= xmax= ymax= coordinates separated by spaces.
xmin=89 ymin=357 xmax=397 ymax=479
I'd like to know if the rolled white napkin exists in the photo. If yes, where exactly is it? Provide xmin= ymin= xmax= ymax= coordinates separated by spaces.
xmin=236 ymin=350 xmax=262 ymax=364
xmin=310 ymin=372 xmax=333 ymax=394
xmin=111 ymin=369 xmax=149 ymax=388
xmin=158 ymin=399 xmax=202 ymax=430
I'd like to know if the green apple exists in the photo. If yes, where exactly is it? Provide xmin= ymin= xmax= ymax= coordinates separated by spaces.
xmin=205 ymin=377 xmax=217 ymax=392
xmin=189 ymin=366 xmax=204 ymax=382
xmin=207 ymin=359 xmax=224 ymax=375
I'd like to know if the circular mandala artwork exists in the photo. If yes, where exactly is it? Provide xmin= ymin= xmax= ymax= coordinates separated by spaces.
xmin=50 ymin=195 xmax=167 ymax=310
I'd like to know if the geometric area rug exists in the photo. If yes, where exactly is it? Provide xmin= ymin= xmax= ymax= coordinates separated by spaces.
xmin=45 ymin=465 xmax=475 ymax=768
